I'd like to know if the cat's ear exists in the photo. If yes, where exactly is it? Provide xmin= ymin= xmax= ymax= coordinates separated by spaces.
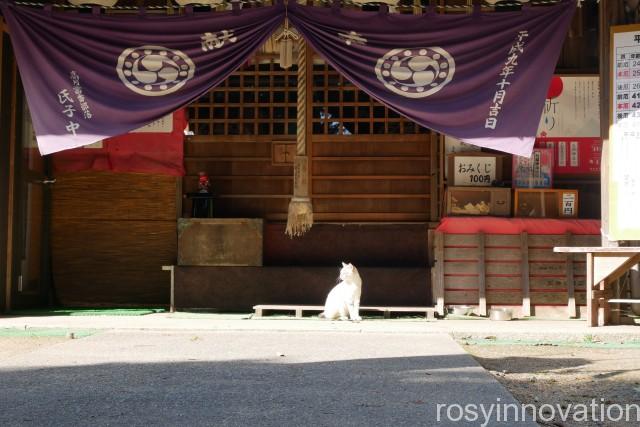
xmin=342 ymin=262 xmax=347 ymax=268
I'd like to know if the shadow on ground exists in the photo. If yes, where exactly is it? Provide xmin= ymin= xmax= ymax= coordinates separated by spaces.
xmin=0 ymin=354 xmax=535 ymax=427
xmin=472 ymin=355 xmax=591 ymax=374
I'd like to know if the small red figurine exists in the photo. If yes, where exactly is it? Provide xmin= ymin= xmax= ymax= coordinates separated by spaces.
xmin=198 ymin=171 xmax=211 ymax=193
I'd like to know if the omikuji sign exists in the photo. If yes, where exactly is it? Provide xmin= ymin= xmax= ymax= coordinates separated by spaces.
xmin=0 ymin=0 xmax=575 ymax=156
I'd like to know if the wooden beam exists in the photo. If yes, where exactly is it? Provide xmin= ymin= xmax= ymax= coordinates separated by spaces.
xmin=520 ymin=232 xmax=531 ymax=317
xmin=554 ymin=246 xmax=640 ymax=253
xmin=478 ymin=232 xmax=487 ymax=317
xmin=594 ymin=253 xmax=640 ymax=286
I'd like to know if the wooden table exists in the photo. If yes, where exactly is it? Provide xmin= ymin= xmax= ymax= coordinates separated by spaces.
xmin=553 ymin=247 xmax=640 ymax=326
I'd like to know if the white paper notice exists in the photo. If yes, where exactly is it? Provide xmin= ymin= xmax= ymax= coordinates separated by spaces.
xmin=132 ymin=113 xmax=173 ymax=133
xmin=610 ymin=26 xmax=640 ymax=240
xmin=537 ymin=76 xmax=600 ymax=138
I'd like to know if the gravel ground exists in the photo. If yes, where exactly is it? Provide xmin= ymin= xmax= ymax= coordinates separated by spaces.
xmin=0 ymin=337 xmax=67 ymax=360
xmin=464 ymin=344 xmax=640 ymax=427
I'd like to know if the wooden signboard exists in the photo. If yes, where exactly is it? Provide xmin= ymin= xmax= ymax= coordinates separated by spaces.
xmin=609 ymin=25 xmax=640 ymax=241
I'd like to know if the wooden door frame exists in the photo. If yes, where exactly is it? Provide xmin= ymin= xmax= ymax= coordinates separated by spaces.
xmin=0 ymin=21 xmax=20 ymax=313
xmin=0 ymin=23 xmax=52 ymax=311
xmin=0 ymin=19 xmax=8 ymax=312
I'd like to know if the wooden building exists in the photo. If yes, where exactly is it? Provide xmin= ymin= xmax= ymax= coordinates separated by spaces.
xmin=1 ymin=0 xmax=632 ymax=318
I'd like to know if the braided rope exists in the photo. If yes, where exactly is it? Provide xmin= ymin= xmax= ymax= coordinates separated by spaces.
xmin=296 ymin=38 xmax=306 ymax=156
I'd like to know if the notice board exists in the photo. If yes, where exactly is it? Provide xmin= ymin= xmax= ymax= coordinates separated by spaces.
xmin=609 ymin=24 xmax=640 ymax=240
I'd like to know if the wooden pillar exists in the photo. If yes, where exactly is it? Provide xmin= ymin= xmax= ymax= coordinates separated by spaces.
xmin=0 ymin=19 xmax=3 ymax=114
xmin=611 ymin=278 xmax=621 ymax=324
xmin=0 ymin=18 xmax=5 ymax=312
xmin=599 ymin=1 xmax=622 ymax=246
xmin=520 ymin=232 xmax=531 ymax=317
xmin=4 ymin=58 xmax=17 ymax=312
xmin=429 ymin=132 xmax=438 ymax=221
xmin=478 ymin=232 xmax=487 ymax=317
xmin=565 ymin=232 xmax=576 ymax=318
xmin=433 ymin=231 xmax=445 ymax=316
xmin=162 ymin=265 xmax=175 ymax=313
xmin=598 ymin=279 xmax=609 ymax=327
xmin=586 ymin=252 xmax=596 ymax=327
xmin=598 ymin=1 xmax=640 ymax=325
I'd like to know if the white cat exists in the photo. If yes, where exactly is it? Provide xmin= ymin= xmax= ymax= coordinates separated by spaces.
xmin=319 ymin=262 xmax=362 ymax=321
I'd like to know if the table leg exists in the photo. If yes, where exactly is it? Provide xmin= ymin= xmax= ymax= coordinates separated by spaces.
xmin=586 ymin=253 xmax=597 ymax=327
xmin=598 ymin=280 xmax=610 ymax=327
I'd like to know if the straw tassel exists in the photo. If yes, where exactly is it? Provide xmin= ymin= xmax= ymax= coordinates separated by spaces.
xmin=285 ymin=38 xmax=313 ymax=238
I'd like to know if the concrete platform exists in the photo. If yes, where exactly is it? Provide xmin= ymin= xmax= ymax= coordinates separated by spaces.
xmin=0 ymin=313 xmax=638 ymax=342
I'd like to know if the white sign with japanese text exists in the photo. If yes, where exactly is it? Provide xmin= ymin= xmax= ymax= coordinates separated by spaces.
xmin=537 ymin=76 xmax=600 ymax=138
xmin=609 ymin=25 xmax=640 ymax=240
xmin=453 ymin=156 xmax=496 ymax=186
xmin=132 ymin=113 xmax=174 ymax=133
xmin=562 ymin=192 xmax=576 ymax=217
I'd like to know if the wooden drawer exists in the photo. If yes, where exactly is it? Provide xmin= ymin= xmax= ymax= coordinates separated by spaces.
xmin=445 ymin=187 xmax=511 ymax=217
xmin=514 ymin=189 xmax=578 ymax=218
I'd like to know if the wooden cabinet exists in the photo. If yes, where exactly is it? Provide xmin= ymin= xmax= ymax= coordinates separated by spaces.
xmin=445 ymin=187 xmax=511 ymax=217
xmin=514 ymin=189 xmax=578 ymax=218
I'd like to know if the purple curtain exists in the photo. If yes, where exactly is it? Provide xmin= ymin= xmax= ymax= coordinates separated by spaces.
xmin=0 ymin=1 xmax=284 ymax=154
xmin=289 ymin=1 xmax=576 ymax=156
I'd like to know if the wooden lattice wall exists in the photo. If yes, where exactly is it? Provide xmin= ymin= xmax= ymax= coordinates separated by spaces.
xmin=185 ymin=53 xmax=437 ymax=223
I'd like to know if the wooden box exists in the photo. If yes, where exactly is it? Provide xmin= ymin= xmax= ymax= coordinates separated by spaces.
xmin=432 ymin=229 xmax=601 ymax=319
xmin=447 ymin=151 xmax=507 ymax=187
xmin=514 ymin=189 xmax=578 ymax=218
xmin=178 ymin=218 xmax=263 ymax=266
xmin=446 ymin=187 xmax=511 ymax=217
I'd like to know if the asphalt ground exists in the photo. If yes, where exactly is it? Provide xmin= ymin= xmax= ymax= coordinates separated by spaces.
xmin=0 ymin=329 xmax=536 ymax=427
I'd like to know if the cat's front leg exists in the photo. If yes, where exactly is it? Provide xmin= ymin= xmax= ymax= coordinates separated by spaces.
xmin=348 ymin=301 xmax=362 ymax=322
xmin=353 ymin=299 xmax=361 ymax=321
